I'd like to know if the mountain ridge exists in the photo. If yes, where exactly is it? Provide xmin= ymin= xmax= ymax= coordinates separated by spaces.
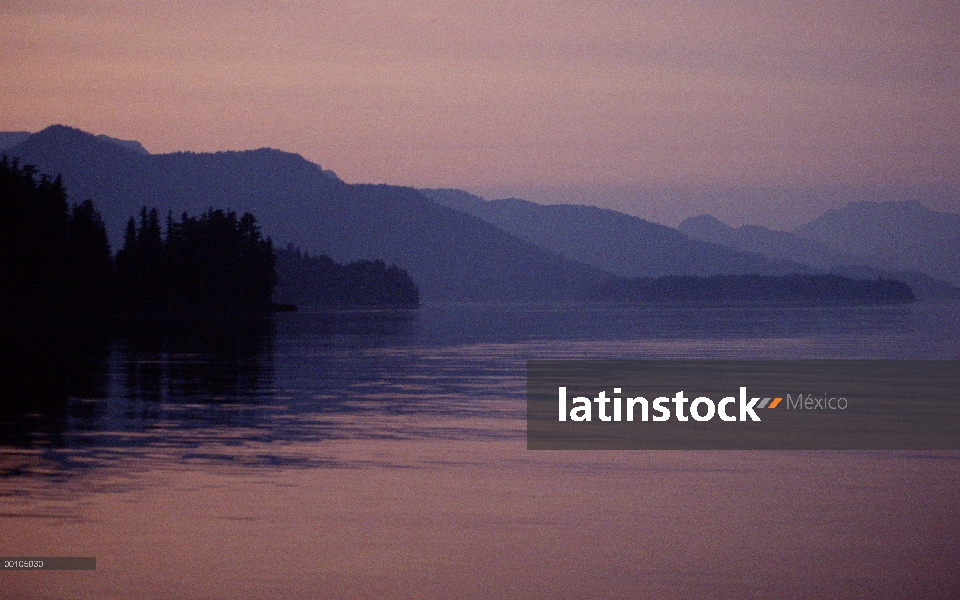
xmin=422 ymin=188 xmax=812 ymax=279
xmin=678 ymin=214 xmax=870 ymax=270
xmin=792 ymin=200 xmax=960 ymax=284
xmin=4 ymin=125 xmax=613 ymax=301
xmin=679 ymin=211 xmax=960 ymax=297
xmin=10 ymin=125 xmax=957 ymax=301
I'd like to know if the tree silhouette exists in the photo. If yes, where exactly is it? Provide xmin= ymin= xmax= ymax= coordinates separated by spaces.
xmin=1 ymin=156 xmax=112 ymax=315
xmin=116 ymin=207 xmax=276 ymax=313
xmin=67 ymin=200 xmax=114 ymax=312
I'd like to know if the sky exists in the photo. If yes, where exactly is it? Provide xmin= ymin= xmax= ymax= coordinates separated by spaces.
xmin=2 ymin=0 xmax=959 ymax=228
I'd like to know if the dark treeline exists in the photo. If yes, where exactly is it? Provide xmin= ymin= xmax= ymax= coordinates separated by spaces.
xmin=2 ymin=158 xmax=421 ymax=317
xmin=116 ymin=207 xmax=275 ymax=312
xmin=275 ymin=246 xmax=420 ymax=308
xmin=2 ymin=156 xmax=274 ymax=315
xmin=1 ymin=156 xmax=112 ymax=315
xmin=595 ymin=274 xmax=915 ymax=305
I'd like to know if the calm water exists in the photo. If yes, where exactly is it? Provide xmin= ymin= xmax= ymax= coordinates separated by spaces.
xmin=2 ymin=303 xmax=959 ymax=598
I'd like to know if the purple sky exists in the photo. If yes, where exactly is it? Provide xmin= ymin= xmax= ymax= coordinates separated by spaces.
xmin=2 ymin=1 xmax=958 ymax=227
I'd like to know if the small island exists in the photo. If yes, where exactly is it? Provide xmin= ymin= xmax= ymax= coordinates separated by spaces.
xmin=274 ymin=246 xmax=420 ymax=309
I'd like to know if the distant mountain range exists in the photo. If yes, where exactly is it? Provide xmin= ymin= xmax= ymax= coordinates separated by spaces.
xmin=795 ymin=201 xmax=960 ymax=286
xmin=679 ymin=210 xmax=960 ymax=297
xmin=421 ymin=188 xmax=807 ymax=278
xmin=5 ymin=125 xmax=959 ymax=302
xmin=425 ymin=188 xmax=960 ymax=300
xmin=678 ymin=214 xmax=865 ymax=270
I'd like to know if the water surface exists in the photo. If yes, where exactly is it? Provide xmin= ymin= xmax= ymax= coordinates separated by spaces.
xmin=2 ymin=303 xmax=959 ymax=598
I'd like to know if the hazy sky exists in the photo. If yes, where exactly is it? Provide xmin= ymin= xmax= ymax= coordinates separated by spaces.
xmin=2 ymin=0 xmax=958 ymax=226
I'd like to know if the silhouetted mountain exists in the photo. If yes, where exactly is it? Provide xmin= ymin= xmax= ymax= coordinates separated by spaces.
xmin=793 ymin=200 xmax=960 ymax=285
xmin=0 ymin=132 xmax=31 ymax=152
xmin=94 ymin=134 xmax=149 ymax=155
xmin=679 ymin=213 xmax=960 ymax=300
xmin=6 ymin=125 xmax=610 ymax=301
xmin=3 ymin=130 xmax=150 ymax=155
xmin=422 ymin=188 xmax=809 ymax=278
xmin=678 ymin=214 xmax=866 ymax=270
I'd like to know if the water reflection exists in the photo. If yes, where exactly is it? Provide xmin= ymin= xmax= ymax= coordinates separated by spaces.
xmin=1 ymin=315 xmax=271 ymax=476
xmin=1 ymin=303 xmax=959 ymax=480
xmin=117 ymin=313 xmax=273 ymax=407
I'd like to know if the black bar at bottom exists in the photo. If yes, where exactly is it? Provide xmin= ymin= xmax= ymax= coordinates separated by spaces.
xmin=2 ymin=557 xmax=96 ymax=570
